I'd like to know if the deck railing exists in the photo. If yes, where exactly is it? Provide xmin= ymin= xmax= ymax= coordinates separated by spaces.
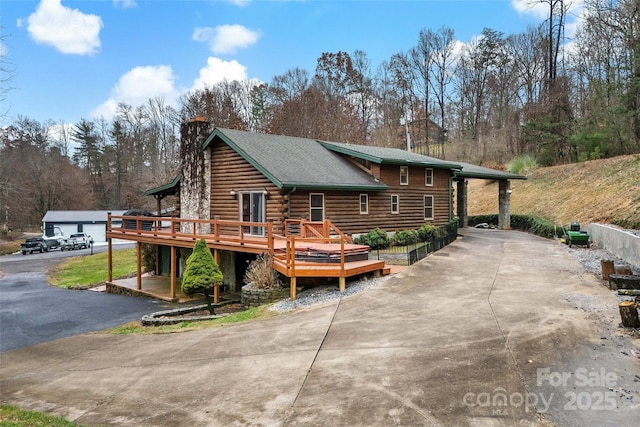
xmin=108 ymin=214 xmax=363 ymax=278
xmin=108 ymin=214 xmax=275 ymax=251
xmin=284 ymin=218 xmax=352 ymax=243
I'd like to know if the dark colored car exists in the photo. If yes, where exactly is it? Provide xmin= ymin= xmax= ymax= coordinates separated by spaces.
xmin=20 ymin=237 xmax=49 ymax=255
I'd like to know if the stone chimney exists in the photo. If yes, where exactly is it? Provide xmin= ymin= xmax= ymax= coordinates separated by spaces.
xmin=179 ymin=117 xmax=212 ymax=233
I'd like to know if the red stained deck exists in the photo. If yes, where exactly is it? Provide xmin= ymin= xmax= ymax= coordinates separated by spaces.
xmin=106 ymin=215 xmax=387 ymax=301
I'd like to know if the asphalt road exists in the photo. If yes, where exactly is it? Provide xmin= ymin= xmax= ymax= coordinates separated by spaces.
xmin=0 ymin=244 xmax=176 ymax=352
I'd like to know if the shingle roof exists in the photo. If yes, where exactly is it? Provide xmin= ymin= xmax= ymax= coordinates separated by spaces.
xmin=203 ymin=128 xmax=388 ymax=190
xmin=42 ymin=210 xmax=128 ymax=223
xmin=319 ymin=141 xmax=463 ymax=170
xmin=144 ymin=174 xmax=181 ymax=196
xmin=454 ymin=161 xmax=526 ymax=180
xmin=199 ymin=128 xmax=525 ymax=190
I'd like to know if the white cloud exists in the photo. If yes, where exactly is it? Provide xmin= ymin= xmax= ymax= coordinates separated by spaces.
xmin=91 ymin=65 xmax=179 ymax=120
xmin=0 ymin=42 xmax=7 ymax=57
xmin=190 ymin=57 xmax=249 ymax=92
xmin=26 ymin=0 xmax=102 ymax=55
xmin=193 ymin=24 xmax=261 ymax=54
xmin=512 ymin=0 xmax=585 ymax=23
xmin=511 ymin=0 xmax=548 ymax=19
xmin=227 ymin=0 xmax=251 ymax=6
xmin=113 ymin=0 xmax=137 ymax=8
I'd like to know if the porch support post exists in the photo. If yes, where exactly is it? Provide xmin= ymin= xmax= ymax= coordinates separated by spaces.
xmin=339 ymin=276 xmax=346 ymax=292
xmin=107 ymin=238 xmax=113 ymax=282
xmin=290 ymin=276 xmax=297 ymax=301
xmin=136 ymin=242 xmax=142 ymax=290
xmin=213 ymin=248 xmax=220 ymax=303
xmin=498 ymin=180 xmax=511 ymax=230
xmin=170 ymin=245 xmax=177 ymax=299
xmin=155 ymin=245 xmax=160 ymax=275
xmin=456 ymin=179 xmax=468 ymax=228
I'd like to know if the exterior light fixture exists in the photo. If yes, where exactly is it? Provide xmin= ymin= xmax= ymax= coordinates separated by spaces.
xmin=262 ymin=188 xmax=270 ymax=199
xmin=230 ymin=189 xmax=237 ymax=199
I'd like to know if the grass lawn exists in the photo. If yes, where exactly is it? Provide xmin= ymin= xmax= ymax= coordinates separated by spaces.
xmin=0 ymin=404 xmax=84 ymax=426
xmin=49 ymin=248 xmax=138 ymax=289
xmin=104 ymin=305 xmax=273 ymax=334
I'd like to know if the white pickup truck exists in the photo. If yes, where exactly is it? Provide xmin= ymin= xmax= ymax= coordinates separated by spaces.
xmin=69 ymin=232 xmax=93 ymax=249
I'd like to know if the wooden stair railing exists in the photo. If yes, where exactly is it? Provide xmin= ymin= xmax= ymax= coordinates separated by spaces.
xmin=284 ymin=219 xmax=353 ymax=244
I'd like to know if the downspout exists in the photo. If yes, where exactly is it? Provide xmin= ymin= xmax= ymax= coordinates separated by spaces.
xmin=286 ymin=187 xmax=297 ymax=218
xmin=448 ymin=175 xmax=453 ymax=221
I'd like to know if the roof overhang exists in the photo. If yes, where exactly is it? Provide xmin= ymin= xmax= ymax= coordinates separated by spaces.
xmin=144 ymin=174 xmax=182 ymax=197
xmin=203 ymin=129 xmax=285 ymax=188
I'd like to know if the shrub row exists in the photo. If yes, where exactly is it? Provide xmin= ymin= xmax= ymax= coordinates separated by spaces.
xmin=468 ymin=214 xmax=556 ymax=239
xmin=354 ymin=218 xmax=458 ymax=249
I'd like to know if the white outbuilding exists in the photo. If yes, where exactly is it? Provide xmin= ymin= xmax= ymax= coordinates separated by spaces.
xmin=42 ymin=210 xmax=127 ymax=243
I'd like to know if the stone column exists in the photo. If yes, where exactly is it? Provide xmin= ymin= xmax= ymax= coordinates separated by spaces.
xmin=498 ymin=180 xmax=511 ymax=230
xmin=179 ymin=117 xmax=212 ymax=233
xmin=456 ymin=179 xmax=468 ymax=228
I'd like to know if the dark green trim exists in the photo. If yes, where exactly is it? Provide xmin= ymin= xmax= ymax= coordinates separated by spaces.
xmin=281 ymin=182 xmax=388 ymax=191
xmin=144 ymin=174 xmax=182 ymax=196
xmin=319 ymin=141 xmax=463 ymax=170
xmin=203 ymin=129 xmax=285 ymax=188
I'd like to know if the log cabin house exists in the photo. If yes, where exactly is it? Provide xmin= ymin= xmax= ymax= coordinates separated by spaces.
xmin=107 ymin=119 xmax=524 ymax=301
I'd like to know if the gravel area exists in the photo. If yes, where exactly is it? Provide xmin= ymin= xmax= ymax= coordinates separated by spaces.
xmin=566 ymin=241 xmax=639 ymax=276
xmin=269 ymin=275 xmax=392 ymax=313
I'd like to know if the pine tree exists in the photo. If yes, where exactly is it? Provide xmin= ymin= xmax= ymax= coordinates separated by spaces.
xmin=181 ymin=239 xmax=223 ymax=314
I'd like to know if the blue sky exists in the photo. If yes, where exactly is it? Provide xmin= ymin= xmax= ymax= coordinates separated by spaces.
xmin=1 ymin=0 xmax=571 ymax=128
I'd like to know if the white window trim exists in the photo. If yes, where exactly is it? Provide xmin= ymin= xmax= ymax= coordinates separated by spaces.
xmin=309 ymin=193 xmax=325 ymax=222
xmin=359 ymin=194 xmax=369 ymax=214
xmin=400 ymin=166 xmax=409 ymax=185
xmin=425 ymin=168 xmax=434 ymax=186
xmin=424 ymin=195 xmax=434 ymax=220
xmin=391 ymin=194 xmax=399 ymax=214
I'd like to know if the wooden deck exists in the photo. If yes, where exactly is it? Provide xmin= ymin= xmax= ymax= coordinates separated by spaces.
xmin=106 ymin=215 xmax=387 ymax=301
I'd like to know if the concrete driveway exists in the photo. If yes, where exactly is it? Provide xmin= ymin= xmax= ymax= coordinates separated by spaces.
xmin=1 ymin=229 xmax=638 ymax=426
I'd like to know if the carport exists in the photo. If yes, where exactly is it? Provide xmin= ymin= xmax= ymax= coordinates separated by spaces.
xmin=453 ymin=162 xmax=526 ymax=230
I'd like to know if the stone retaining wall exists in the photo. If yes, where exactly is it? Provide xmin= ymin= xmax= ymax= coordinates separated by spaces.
xmin=241 ymin=284 xmax=289 ymax=309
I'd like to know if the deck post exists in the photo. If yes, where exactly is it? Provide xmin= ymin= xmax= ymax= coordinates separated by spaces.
xmin=214 ymin=284 xmax=220 ymax=304
xmin=136 ymin=242 xmax=142 ymax=290
xmin=339 ymin=277 xmax=346 ymax=292
xmin=107 ymin=238 xmax=113 ymax=282
xmin=170 ymin=245 xmax=177 ymax=299
xmin=290 ymin=276 xmax=297 ymax=301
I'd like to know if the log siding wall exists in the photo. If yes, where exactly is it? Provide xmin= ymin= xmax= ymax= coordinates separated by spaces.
xmin=207 ymin=139 xmax=453 ymax=236
xmin=288 ymin=165 xmax=452 ymax=234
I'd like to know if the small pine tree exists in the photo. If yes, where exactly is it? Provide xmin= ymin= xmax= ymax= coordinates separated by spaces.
xmin=181 ymin=238 xmax=223 ymax=314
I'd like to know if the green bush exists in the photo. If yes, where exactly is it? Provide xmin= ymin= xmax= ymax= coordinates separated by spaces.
xmin=417 ymin=223 xmax=436 ymax=241
xmin=507 ymin=154 xmax=537 ymax=175
xmin=354 ymin=227 xmax=390 ymax=249
xmin=393 ymin=230 xmax=418 ymax=246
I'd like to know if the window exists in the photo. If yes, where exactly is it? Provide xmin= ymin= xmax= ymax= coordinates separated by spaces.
xmin=359 ymin=194 xmax=369 ymax=214
xmin=424 ymin=195 xmax=434 ymax=220
xmin=310 ymin=193 xmax=325 ymax=222
xmin=391 ymin=194 xmax=399 ymax=214
xmin=240 ymin=191 xmax=266 ymax=235
xmin=400 ymin=166 xmax=408 ymax=185
xmin=425 ymin=168 xmax=433 ymax=186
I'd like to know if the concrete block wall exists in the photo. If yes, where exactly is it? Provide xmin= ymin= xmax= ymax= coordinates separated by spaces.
xmin=586 ymin=223 xmax=640 ymax=268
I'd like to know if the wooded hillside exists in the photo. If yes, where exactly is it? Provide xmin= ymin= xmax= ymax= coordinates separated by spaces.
xmin=467 ymin=155 xmax=640 ymax=228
